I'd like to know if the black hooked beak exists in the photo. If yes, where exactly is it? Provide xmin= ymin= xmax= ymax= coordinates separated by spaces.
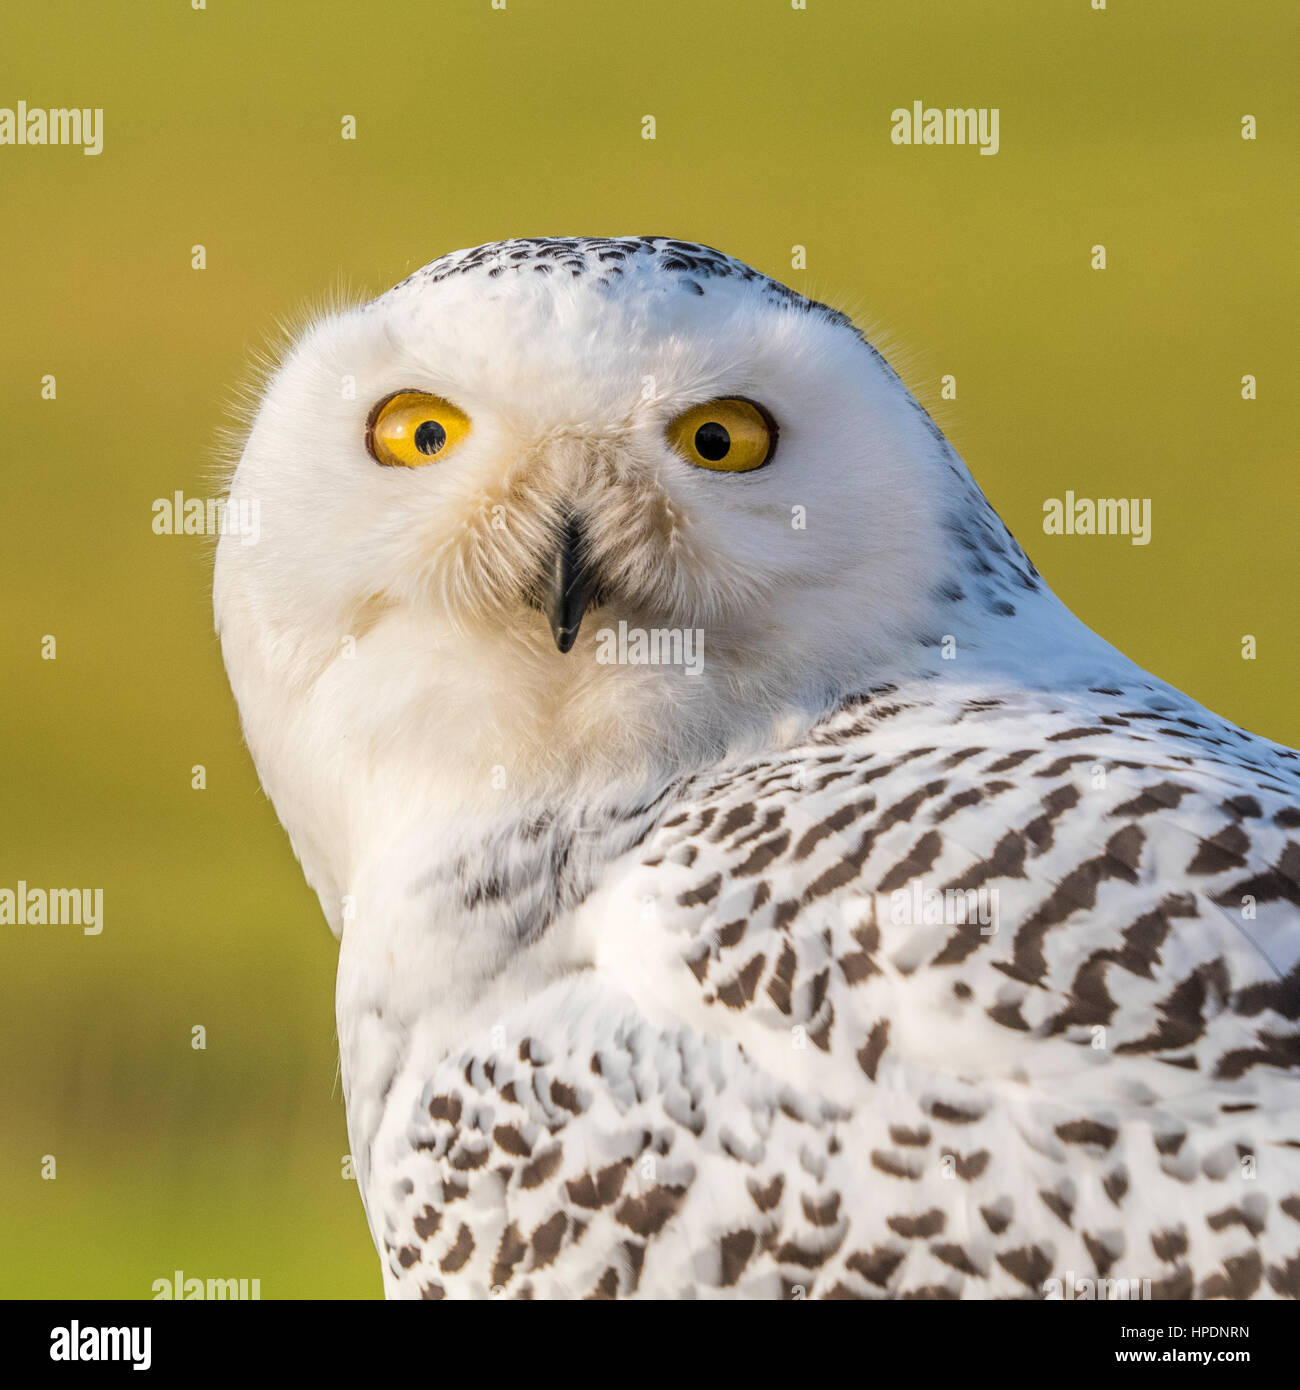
xmin=543 ymin=514 xmax=598 ymax=654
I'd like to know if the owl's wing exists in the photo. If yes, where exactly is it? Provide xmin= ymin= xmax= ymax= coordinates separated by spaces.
xmin=370 ymin=679 xmax=1300 ymax=1299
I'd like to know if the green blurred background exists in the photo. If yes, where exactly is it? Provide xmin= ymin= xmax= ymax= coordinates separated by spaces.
xmin=1 ymin=0 xmax=1295 ymax=1298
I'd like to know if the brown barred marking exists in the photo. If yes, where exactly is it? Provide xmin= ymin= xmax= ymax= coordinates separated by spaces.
xmin=986 ymin=748 xmax=1037 ymax=774
xmin=367 ymin=673 xmax=1300 ymax=1300
xmin=1188 ymin=824 xmax=1251 ymax=876
xmin=712 ymin=802 xmax=756 ymax=842
xmin=1151 ymin=1267 xmax=1195 ymax=1300
xmin=1115 ymin=959 xmax=1229 ymax=1057
xmin=735 ymin=831 xmax=791 ymax=877
xmin=932 ymin=1243 xmax=981 ymax=1277
xmin=981 ymin=1202 xmax=1013 ymax=1235
xmin=856 ymin=1019 xmax=890 ymax=1081
xmin=926 ymin=1098 xmax=985 ymax=1125
xmin=748 ymin=1175 xmax=784 ymax=1212
xmin=530 ymin=1212 xmax=567 ymax=1268
xmin=1040 ymin=1189 xmax=1074 ymax=1228
xmin=802 ymin=1193 xmax=842 ymax=1226
xmin=412 ymin=1206 xmax=441 ymax=1240
xmin=678 ymin=873 xmax=722 ymax=907
xmin=996 ymin=827 xmax=1144 ymax=987
xmin=793 ymin=798 xmax=876 ymax=860
xmin=716 ymin=953 xmax=766 ymax=1008
xmin=439 ymin=1225 xmax=474 ymax=1274
xmin=566 ymin=1160 xmax=630 ymax=1209
xmin=428 ymin=1093 xmax=461 ymax=1124
xmin=846 ymin=1246 xmax=905 ymax=1287
xmin=1266 ymin=1258 xmax=1300 ymax=1298
xmin=1054 ymin=1119 xmax=1119 ymax=1150
xmin=493 ymin=1124 xmax=531 ymax=1157
xmin=947 ymin=1149 xmax=991 ymax=1180
xmin=1206 ymin=1204 xmax=1265 ymax=1237
xmin=718 ymin=1229 xmax=758 ymax=1285
xmin=996 ymin=1245 xmax=1052 ymax=1289
xmin=519 ymin=1145 xmax=563 ymax=1189
xmin=1102 ymin=1169 xmax=1130 ymax=1206
xmin=549 ymin=1078 xmax=583 ymax=1113
xmin=877 ymin=830 xmax=944 ymax=892
xmin=872 ymin=1150 xmax=922 ymax=1180
xmin=491 ymin=1223 xmax=528 ymax=1286
xmin=1151 ymin=1227 xmax=1188 ymax=1261
xmin=1112 ymin=782 xmax=1192 ymax=817
xmin=1082 ymin=1232 xmax=1119 ymax=1278
xmin=887 ymin=1208 xmax=945 ymax=1239
xmin=1200 ymin=1250 xmax=1262 ymax=1299
xmin=615 ymin=1186 xmax=687 ymax=1238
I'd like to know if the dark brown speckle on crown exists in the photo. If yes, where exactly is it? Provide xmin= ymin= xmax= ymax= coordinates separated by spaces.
xmin=377 ymin=235 xmax=862 ymax=333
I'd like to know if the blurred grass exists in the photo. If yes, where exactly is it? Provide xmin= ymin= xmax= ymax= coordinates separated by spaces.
xmin=0 ymin=0 xmax=1296 ymax=1297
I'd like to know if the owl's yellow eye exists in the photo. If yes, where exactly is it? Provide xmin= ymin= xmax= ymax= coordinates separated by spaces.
xmin=667 ymin=397 xmax=776 ymax=473
xmin=366 ymin=390 xmax=471 ymax=468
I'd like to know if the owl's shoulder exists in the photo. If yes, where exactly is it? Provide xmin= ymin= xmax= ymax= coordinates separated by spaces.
xmin=585 ymin=675 xmax=1300 ymax=1092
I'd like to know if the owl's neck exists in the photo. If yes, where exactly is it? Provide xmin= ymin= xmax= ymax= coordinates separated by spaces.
xmin=915 ymin=440 xmax=1148 ymax=692
xmin=333 ymin=775 xmax=679 ymax=1170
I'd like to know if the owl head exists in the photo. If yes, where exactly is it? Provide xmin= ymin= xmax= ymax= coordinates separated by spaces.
xmin=215 ymin=238 xmax=969 ymax=912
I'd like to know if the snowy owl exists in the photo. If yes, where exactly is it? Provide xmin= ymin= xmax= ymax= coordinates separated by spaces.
xmin=215 ymin=237 xmax=1300 ymax=1300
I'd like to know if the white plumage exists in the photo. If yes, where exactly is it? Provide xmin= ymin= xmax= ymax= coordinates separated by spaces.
xmin=215 ymin=238 xmax=1300 ymax=1299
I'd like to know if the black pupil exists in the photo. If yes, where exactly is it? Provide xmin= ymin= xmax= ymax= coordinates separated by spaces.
xmin=414 ymin=419 xmax=447 ymax=455
xmin=694 ymin=421 xmax=730 ymax=461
